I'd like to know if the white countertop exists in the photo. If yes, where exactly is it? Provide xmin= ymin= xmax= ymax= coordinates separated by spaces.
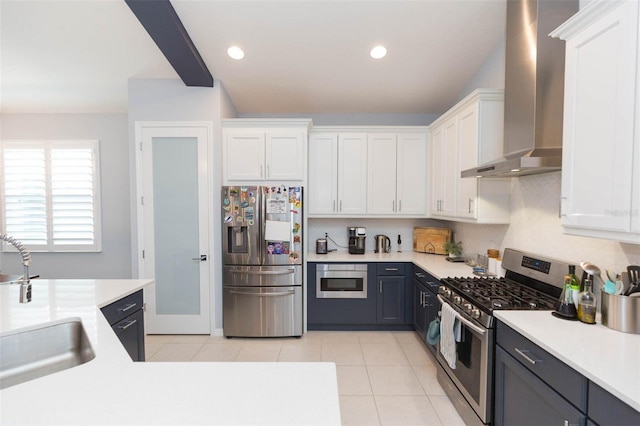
xmin=495 ymin=311 xmax=640 ymax=412
xmin=307 ymin=250 xmax=473 ymax=279
xmin=0 ymin=279 xmax=341 ymax=425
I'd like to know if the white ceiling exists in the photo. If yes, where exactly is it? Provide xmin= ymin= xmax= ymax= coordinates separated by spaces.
xmin=0 ymin=0 xmax=506 ymax=115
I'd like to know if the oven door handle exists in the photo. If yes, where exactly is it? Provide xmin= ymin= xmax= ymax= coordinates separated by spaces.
xmin=437 ymin=295 xmax=487 ymax=336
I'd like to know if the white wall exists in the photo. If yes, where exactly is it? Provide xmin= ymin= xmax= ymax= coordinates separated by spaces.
xmin=0 ymin=113 xmax=132 ymax=278
xmin=454 ymin=37 xmax=506 ymax=103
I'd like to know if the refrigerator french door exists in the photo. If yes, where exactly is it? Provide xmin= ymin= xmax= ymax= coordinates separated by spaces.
xmin=222 ymin=185 xmax=303 ymax=337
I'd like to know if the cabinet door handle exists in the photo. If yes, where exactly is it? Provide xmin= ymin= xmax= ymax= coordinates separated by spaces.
xmin=515 ymin=347 xmax=542 ymax=365
xmin=332 ymin=200 xmax=336 ymax=212
xmin=117 ymin=319 xmax=137 ymax=331
xmin=399 ymin=200 xmax=402 ymax=212
xmin=119 ymin=302 xmax=137 ymax=312
xmin=379 ymin=280 xmax=383 ymax=294
xmin=259 ymin=164 xmax=264 ymax=178
xmin=266 ymin=164 xmax=270 ymax=178
xmin=419 ymin=291 xmax=424 ymax=306
xmin=468 ymin=198 xmax=473 ymax=214
xmin=559 ymin=196 xmax=567 ymax=218
xmin=339 ymin=200 xmax=342 ymax=212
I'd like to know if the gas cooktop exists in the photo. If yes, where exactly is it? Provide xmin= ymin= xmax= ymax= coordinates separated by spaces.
xmin=440 ymin=276 xmax=558 ymax=312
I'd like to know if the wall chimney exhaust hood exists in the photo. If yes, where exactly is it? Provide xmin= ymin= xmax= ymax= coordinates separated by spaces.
xmin=461 ymin=0 xmax=579 ymax=179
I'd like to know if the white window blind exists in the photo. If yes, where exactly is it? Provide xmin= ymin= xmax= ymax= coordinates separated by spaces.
xmin=0 ymin=140 xmax=102 ymax=252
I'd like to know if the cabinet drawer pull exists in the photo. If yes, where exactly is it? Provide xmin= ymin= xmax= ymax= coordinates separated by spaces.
xmin=515 ymin=347 xmax=542 ymax=365
xmin=117 ymin=319 xmax=137 ymax=331
xmin=119 ymin=302 xmax=137 ymax=312
xmin=415 ymin=272 xmax=425 ymax=278
xmin=385 ymin=268 xmax=399 ymax=271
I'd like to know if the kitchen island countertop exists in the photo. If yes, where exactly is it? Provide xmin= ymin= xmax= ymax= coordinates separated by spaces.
xmin=0 ymin=279 xmax=340 ymax=425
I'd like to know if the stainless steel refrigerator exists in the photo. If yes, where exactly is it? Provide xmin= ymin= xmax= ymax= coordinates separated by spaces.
xmin=222 ymin=185 xmax=303 ymax=337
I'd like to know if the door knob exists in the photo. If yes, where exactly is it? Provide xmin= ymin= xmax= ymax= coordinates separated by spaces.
xmin=192 ymin=255 xmax=207 ymax=261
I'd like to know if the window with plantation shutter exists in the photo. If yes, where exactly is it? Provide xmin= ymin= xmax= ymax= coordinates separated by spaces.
xmin=0 ymin=140 xmax=102 ymax=252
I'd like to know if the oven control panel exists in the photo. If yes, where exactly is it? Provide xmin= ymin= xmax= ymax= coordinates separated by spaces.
xmin=521 ymin=256 xmax=551 ymax=274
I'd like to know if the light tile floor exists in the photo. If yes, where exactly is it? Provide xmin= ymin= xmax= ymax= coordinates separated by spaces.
xmin=145 ymin=330 xmax=466 ymax=426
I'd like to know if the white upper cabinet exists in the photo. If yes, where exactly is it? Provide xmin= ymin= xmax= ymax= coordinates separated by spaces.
xmin=429 ymin=89 xmax=510 ymax=223
xmin=367 ymin=132 xmax=428 ymax=216
xmin=338 ymin=133 xmax=368 ymax=215
xmin=223 ymin=119 xmax=310 ymax=183
xmin=552 ymin=0 xmax=640 ymax=244
xmin=396 ymin=132 xmax=428 ymax=215
xmin=308 ymin=132 xmax=367 ymax=216
xmin=308 ymin=132 xmax=338 ymax=214
xmin=308 ymin=127 xmax=427 ymax=217
xmin=368 ymin=133 xmax=397 ymax=214
xmin=431 ymin=117 xmax=458 ymax=218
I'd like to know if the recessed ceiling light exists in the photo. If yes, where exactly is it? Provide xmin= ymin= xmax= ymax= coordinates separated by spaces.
xmin=370 ymin=45 xmax=387 ymax=59
xmin=227 ymin=46 xmax=245 ymax=60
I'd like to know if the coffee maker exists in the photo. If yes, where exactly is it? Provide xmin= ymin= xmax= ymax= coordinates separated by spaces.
xmin=348 ymin=227 xmax=366 ymax=254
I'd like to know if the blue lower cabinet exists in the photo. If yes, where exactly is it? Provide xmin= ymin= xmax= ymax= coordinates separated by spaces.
xmin=495 ymin=321 xmax=639 ymax=426
xmin=307 ymin=262 xmax=413 ymax=330
xmin=495 ymin=345 xmax=586 ymax=426
xmin=101 ymin=290 xmax=146 ymax=361
xmin=588 ymin=381 xmax=640 ymax=426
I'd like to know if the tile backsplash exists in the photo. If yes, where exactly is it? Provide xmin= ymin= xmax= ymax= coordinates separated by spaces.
xmin=451 ymin=171 xmax=640 ymax=278
xmin=308 ymin=218 xmax=447 ymax=254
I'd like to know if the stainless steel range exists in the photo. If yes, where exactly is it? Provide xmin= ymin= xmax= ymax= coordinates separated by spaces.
xmin=435 ymin=248 xmax=581 ymax=426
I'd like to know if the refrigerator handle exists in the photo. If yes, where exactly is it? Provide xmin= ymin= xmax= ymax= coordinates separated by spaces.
xmin=258 ymin=186 xmax=265 ymax=265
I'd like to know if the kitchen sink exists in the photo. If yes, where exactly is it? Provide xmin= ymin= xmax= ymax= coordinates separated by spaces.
xmin=0 ymin=318 xmax=95 ymax=389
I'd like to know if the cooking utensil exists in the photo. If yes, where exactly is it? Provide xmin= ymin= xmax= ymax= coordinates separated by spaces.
xmin=624 ymin=265 xmax=640 ymax=296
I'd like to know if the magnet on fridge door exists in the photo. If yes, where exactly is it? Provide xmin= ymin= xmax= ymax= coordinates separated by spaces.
xmin=223 ymin=198 xmax=230 ymax=206
xmin=240 ymin=201 xmax=249 ymax=208
xmin=224 ymin=216 xmax=233 ymax=223
xmin=248 ymin=220 xmax=254 ymax=225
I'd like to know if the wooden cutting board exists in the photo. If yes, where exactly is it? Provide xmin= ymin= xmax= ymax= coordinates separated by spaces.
xmin=413 ymin=227 xmax=451 ymax=255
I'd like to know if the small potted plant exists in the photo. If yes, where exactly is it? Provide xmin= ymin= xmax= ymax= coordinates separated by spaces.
xmin=443 ymin=240 xmax=463 ymax=258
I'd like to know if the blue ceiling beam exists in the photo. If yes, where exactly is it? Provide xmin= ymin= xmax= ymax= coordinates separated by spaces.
xmin=125 ymin=0 xmax=213 ymax=87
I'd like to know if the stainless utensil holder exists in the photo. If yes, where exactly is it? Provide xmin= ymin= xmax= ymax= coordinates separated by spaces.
xmin=601 ymin=291 xmax=640 ymax=334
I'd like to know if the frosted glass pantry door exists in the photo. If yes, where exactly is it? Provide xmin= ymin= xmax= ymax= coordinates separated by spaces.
xmin=138 ymin=124 xmax=211 ymax=334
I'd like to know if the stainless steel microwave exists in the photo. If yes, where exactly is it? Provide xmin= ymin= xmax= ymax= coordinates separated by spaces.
xmin=316 ymin=264 xmax=367 ymax=299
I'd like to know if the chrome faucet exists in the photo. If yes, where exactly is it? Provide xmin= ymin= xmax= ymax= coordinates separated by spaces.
xmin=0 ymin=233 xmax=32 ymax=303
